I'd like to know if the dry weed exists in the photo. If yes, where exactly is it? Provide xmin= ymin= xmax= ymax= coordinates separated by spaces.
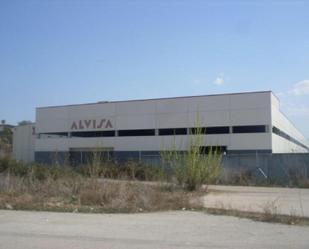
xmin=0 ymin=174 xmax=202 ymax=213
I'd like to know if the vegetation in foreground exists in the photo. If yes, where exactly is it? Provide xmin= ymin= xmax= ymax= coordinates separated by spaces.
xmin=161 ymin=125 xmax=222 ymax=191
xmin=1 ymin=157 xmax=309 ymax=227
xmin=0 ymin=123 xmax=222 ymax=213
xmin=0 ymin=157 xmax=203 ymax=213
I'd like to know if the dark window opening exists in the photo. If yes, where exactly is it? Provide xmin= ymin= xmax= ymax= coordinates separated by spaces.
xmin=189 ymin=127 xmax=207 ymax=134
xmin=71 ymin=130 xmax=115 ymax=137
xmin=39 ymin=132 xmax=68 ymax=138
xmin=118 ymin=129 xmax=155 ymax=136
xmin=190 ymin=126 xmax=229 ymax=134
xmin=206 ymin=126 xmax=229 ymax=134
xmin=272 ymin=126 xmax=280 ymax=135
xmin=159 ymin=128 xmax=187 ymax=136
xmin=272 ymin=126 xmax=309 ymax=151
xmin=199 ymin=146 xmax=227 ymax=154
xmin=232 ymin=125 xmax=267 ymax=133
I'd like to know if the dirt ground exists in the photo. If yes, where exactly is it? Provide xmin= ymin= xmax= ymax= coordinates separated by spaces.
xmin=0 ymin=210 xmax=308 ymax=249
xmin=204 ymin=185 xmax=309 ymax=217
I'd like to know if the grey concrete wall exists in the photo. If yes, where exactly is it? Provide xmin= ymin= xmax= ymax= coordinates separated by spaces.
xmin=13 ymin=124 xmax=35 ymax=163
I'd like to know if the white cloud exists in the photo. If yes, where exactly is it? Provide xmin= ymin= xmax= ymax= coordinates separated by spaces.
xmin=214 ymin=77 xmax=224 ymax=86
xmin=289 ymin=80 xmax=309 ymax=96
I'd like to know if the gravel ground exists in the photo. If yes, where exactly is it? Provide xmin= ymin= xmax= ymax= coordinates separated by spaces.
xmin=0 ymin=210 xmax=308 ymax=249
xmin=204 ymin=185 xmax=309 ymax=217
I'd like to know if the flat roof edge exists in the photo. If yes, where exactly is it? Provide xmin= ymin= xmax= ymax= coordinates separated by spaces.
xmin=36 ymin=90 xmax=272 ymax=110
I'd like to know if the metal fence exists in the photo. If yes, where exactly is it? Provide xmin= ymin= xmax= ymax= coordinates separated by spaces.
xmin=35 ymin=151 xmax=309 ymax=185
xmin=139 ymin=152 xmax=309 ymax=185
xmin=221 ymin=153 xmax=309 ymax=184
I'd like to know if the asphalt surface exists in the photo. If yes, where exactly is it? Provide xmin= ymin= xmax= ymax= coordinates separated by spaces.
xmin=0 ymin=210 xmax=308 ymax=249
xmin=204 ymin=185 xmax=309 ymax=217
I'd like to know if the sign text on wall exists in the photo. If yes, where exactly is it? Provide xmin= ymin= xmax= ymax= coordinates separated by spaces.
xmin=70 ymin=119 xmax=113 ymax=130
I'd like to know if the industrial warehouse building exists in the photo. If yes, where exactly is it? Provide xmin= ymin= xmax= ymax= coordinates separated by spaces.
xmin=13 ymin=91 xmax=309 ymax=168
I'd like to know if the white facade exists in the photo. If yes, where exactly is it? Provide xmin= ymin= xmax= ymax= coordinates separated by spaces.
xmin=12 ymin=91 xmax=309 ymax=163
xmin=12 ymin=123 xmax=36 ymax=162
xmin=271 ymin=94 xmax=308 ymax=153
xmin=33 ymin=91 xmax=308 ymax=157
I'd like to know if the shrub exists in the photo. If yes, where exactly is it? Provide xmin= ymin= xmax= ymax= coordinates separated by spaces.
xmin=77 ymin=154 xmax=166 ymax=182
xmin=161 ymin=126 xmax=222 ymax=191
xmin=29 ymin=164 xmax=51 ymax=181
xmin=0 ymin=158 xmax=29 ymax=176
xmin=0 ymin=156 xmax=11 ymax=172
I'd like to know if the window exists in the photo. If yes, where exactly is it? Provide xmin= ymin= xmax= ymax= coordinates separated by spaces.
xmin=118 ymin=129 xmax=155 ymax=136
xmin=189 ymin=127 xmax=207 ymax=134
xmin=39 ymin=132 xmax=68 ymax=138
xmin=272 ymin=126 xmax=309 ymax=151
xmin=159 ymin=128 xmax=187 ymax=135
xmin=71 ymin=131 xmax=115 ymax=137
xmin=199 ymin=146 xmax=227 ymax=154
xmin=206 ymin=126 xmax=229 ymax=134
xmin=69 ymin=148 xmax=114 ymax=166
xmin=232 ymin=125 xmax=267 ymax=133
xmin=190 ymin=126 xmax=229 ymax=134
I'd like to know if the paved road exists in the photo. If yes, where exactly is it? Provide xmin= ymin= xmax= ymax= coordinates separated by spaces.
xmin=204 ymin=185 xmax=309 ymax=217
xmin=0 ymin=210 xmax=308 ymax=249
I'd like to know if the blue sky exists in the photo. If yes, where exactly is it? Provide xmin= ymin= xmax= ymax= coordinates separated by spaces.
xmin=1 ymin=0 xmax=309 ymax=138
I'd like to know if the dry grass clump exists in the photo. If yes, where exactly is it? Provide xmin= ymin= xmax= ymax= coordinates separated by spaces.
xmin=204 ymin=207 xmax=309 ymax=226
xmin=0 ymin=174 xmax=201 ymax=213
xmin=0 ymin=157 xmax=203 ymax=213
xmin=79 ymin=181 xmax=196 ymax=212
